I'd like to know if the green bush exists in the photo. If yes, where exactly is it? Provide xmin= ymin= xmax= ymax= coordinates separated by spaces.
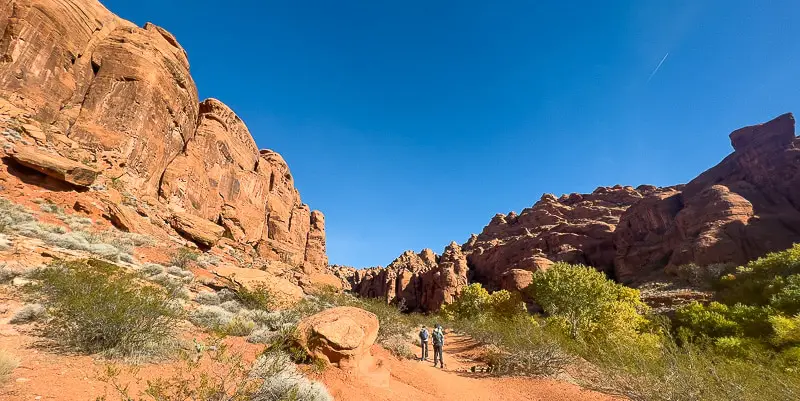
xmin=441 ymin=283 xmax=525 ymax=322
xmin=28 ymin=260 xmax=181 ymax=357
xmin=581 ymin=336 xmax=799 ymax=401
xmin=235 ymin=282 xmax=274 ymax=311
xmin=771 ymin=314 xmax=800 ymax=347
xmin=527 ymin=262 xmax=648 ymax=340
xmin=717 ymin=244 xmax=800 ymax=311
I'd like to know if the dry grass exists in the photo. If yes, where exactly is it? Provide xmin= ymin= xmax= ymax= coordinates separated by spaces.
xmin=0 ymin=350 xmax=19 ymax=384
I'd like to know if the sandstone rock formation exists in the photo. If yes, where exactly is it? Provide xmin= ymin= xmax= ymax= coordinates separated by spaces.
xmin=339 ymin=242 xmax=469 ymax=312
xmin=614 ymin=113 xmax=800 ymax=284
xmin=296 ymin=306 xmax=380 ymax=369
xmin=0 ymin=0 xmax=328 ymax=274
xmin=338 ymin=114 xmax=800 ymax=310
xmin=462 ymin=185 xmax=670 ymax=290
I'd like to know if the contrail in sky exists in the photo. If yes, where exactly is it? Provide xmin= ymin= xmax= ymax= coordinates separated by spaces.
xmin=647 ymin=52 xmax=670 ymax=82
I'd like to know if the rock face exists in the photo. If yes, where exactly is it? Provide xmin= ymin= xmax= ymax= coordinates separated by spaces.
xmin=338 ymin=114 xmax=800 ymax=309
xmin=341 ymin=242 xmax=469 ymax=312
xmin=295 ymin=307 xmax=379 ymax=369
xmin=462 ymin=185 xmax=671 ymax=290
xmin=614 ymin=113 xmax=800 ymax=284
xmin=0 ymin=0 xmax=328 ymax=273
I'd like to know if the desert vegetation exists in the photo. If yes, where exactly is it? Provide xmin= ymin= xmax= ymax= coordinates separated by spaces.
xmin=0 ymin=350 xmax=18 ymax=384
xmin=23 ymin=259 xmax=182 ymax=358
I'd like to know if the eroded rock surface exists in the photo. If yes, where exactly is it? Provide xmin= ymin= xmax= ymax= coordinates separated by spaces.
xmin=295 ymin=306 xmax=379 ymax=369
xmin=0 ymin=0 xmax=329 ymax=277
xmin=614 ymin=113 xmax=800 ymax=284
xmin=340 ymin=242 xmax=468 ymax=312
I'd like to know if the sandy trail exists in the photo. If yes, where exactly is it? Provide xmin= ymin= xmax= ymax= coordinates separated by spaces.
xmin=319 ymin=333 xmax=617 ymax=401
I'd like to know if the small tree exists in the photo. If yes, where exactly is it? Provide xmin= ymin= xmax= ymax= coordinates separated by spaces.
xmin=527 ymin=263 xmax=648 ymax=341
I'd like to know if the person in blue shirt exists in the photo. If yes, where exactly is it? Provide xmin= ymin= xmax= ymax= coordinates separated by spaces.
xmin=418 ymin=325 xmax=430 ymax=361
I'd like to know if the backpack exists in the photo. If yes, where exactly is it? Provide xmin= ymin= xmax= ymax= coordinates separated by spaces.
xmin=432 ymin=329 xmax=444 ymax=345
xmin=419 ymin=329 xmax=429 ymax=342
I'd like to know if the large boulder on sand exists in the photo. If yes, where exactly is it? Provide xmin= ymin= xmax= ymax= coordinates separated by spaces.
xmin=296 ymin=307 xmax=379 ymax=370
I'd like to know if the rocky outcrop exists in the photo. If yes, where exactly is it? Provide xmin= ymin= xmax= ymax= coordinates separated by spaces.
xmin=341 ymin=242 xmax=469 ymax=312
xmin=295 ymin=306 xmax=379 ymax=369
xmin=4 ymin=145 xmax=99 ymax=187
xmin=0 ymin=0 xmax=328 ymax=273
xmin=614 ymin=113 xmax=800 ymax=284
xmin=462 ymin=185 xmax=670 ymax=290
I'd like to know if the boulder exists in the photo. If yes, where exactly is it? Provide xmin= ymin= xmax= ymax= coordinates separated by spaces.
xmin=169 ymin=212 xmax=225 ymax=248
xmin=6 ymin=146 xmax=99 ymax=187
xmin=295 ymin=307 xmax=379 ymax=369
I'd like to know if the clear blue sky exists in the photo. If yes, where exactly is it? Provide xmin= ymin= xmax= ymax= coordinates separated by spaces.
xmin=103 ymin=0 xmax=800 ymax=268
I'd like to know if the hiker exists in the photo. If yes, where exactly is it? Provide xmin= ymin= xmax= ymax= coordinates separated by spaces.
xmin=432 ymin=324 xmax=445 ymax=369
xmin=419 ymin=325 xmax=430 ymax=361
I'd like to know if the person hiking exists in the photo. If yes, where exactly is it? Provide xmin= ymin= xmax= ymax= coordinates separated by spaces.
xmin=418 ymin=325 xmax=430 ymax=361
xmin=432 ymin=324 xmax=445 ymax=369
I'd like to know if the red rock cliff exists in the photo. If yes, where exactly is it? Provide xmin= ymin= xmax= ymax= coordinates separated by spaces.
xmin=0 ymin=0 xmax=327 ymax=271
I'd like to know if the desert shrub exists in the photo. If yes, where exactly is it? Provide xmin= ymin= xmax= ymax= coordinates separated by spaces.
xmin=38 ymin=200 xmax=63 ymax=215
xmin=217 ymin=288 xmax=239 ymax=303
xmin=0 ymin=197 xmax=35 ymax=233
xmin=0 ymin=263 xmax=18 ymax=283
xmin=0 ymin=350 xmax=18 ymax=384
xmin=166 ymin=265 xmax=193 ymax=279
xmin=771 ymin=314 xmax=800 ymax=347
xmin=527 ymin=262 xmax=649 ymax=341
xmin=581 ymin=336 xmax=800 ymax=401
xmin=190 ymin=305 xmax=234 ymax=329
xmin=248 ymin=327 xmax=279 ymax=344
xmin=440 ymin=283 xmax=525 ymax=322
xmin=449 ymin=314 xmax=573 ymax=376
xmin=9 ymin=303 xmax=45 ymax=324
xmin=240 ymin=309 xmax=284 ymax=329
xmin=141 ymin=263 xmax=165 ymax=276
xmin=382 ymin=334 xmax=414 ymax=359
xmin=220 ymin=316 xmax=257 ymax=337
xmin=58 ymin=214 xmax=93 ymax=230
xmin=99 ymin=343 xmax=331 ymax=401
xmin=0 ymin=234 xmax=11 ymax=251
xmin=195 ymin=291 xmax=221 ymax=306
xmin=189 ymin=306 xmax=257 ymax=337
xmin=170 ymin=247 xmax=199 ymax=268
xmin=27 ymin=260 xmax=180 ymax=357
xmin=717 ymin=244 xmax=800 ymax=311
xmin=266 ymin=326 xmax=312 ymax=364
xmin=220 ymin=300 xmax=243 ymax=313
xmin=251 ymin=352 xmax=333 ymax=401
xmin=235 ymin=282 xmax=274 ymax=311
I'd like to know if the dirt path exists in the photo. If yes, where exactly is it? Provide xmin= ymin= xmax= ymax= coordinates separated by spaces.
xmin=318 ymin=333 xmax=617 ymax=401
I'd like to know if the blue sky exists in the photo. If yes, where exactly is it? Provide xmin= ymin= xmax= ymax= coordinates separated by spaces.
xmin=103 ymin=0 xmax=800 ymax=268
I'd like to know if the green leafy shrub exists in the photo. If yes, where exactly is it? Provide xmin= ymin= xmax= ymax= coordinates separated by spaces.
xmin=235 ymin=282 xmax=275 ymax=311
xmin=771 ymin=314 xmax=800 ymax=347
xmin=441 ymin=283 xmax=525 ymax=322
xmin=27 ymin=260 xmax=181 ymax=357
xmin=527 ymin=262 xmax=648 ymax=340
xmin=717 ymin=244 xmax=800 ymax=311
xmin=581 ymin=337 xmax=799 ymax=401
